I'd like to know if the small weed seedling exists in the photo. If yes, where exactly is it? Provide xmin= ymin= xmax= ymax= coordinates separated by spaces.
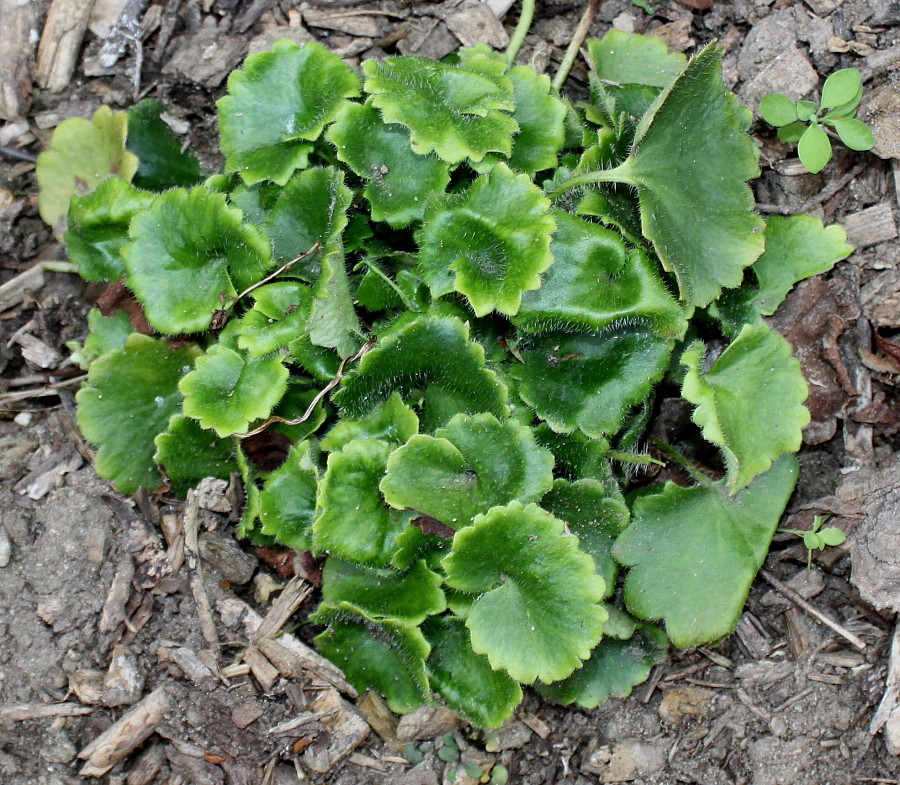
xmin=759 ymin=68 xmax=874 ymax=173
xmin=38 ymin=23 xmax=855 ymax=727
xmin=779 ymin=515 xmax=847 ymax=569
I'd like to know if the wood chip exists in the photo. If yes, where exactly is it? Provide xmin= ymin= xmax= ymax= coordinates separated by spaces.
xmin=126 ymin=744 xmax=166 ymax=785
xmin=872 ymin=622 xmax=900 ymax=753
xmin=78 ymin=686 xmax=170 ymax=776
xmin=243 ymin=647 xmax=279 ymax=692
xmin=842 ymin=203 xmax=898 ymax=250
xmin=0 ymin=702 xmax=94 ymax=721
xmin=0 ymin=0 xmax=37 ymax=119
xmin=735 ymin=613 xmax=773 ymax=659
xmin=99 ymin=554 xmax=135 ymax=634
xmin=521 ymin=713 xmax=551 ymax=740
xmin=0 ymin=265 xmax=43 ymax=312
xmin=301 ymin=688 xmax=370 ymax=774
xmin=35 ymin=0 xmax=97 ymax=92
xmin=183 ymin=489 xmax=220 ymax=664
xmin=807 ymin=672 xmax=844 ymax=685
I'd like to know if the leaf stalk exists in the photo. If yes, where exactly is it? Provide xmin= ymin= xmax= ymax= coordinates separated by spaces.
xmin=505 ymin=0 xmax=536 ymax=65
xmin=648 ymin=437 xmax=716 ymax=490
xmin=544 ymin=164 xmax=638 ymax=200
xmin=552 ymin=0 xmax=600 ymax=92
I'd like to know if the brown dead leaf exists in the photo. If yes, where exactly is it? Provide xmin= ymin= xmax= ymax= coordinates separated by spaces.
xmin=96 ymin=277 xmax=154 ymax=334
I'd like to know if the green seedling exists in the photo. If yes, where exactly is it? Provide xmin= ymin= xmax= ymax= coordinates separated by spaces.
xmin=759 ymin=68 xmax=874 ymax=173
xmin=38 ymin=25 xmax=853 ymax=728
xmin=779 ymin=515 xmax=847 ymax=568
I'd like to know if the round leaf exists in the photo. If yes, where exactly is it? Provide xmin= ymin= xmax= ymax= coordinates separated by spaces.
xmin=797 ymin=123 xmax=832 ymax=174
xmin=613 ymin=454 xmax=799 ymax=647
xmin=313 ymin=439 xmax=409 ymax=565
xmin=327 ymin=101 xmax=450 ymax=227
xmin=67 ymin=308 xmax=134 ymax=369
xmin=832 ymin=118 xmax=874 ymax=151
xmin=76 ymin=333 xmax=198 ymax=494
xmin=681 ymin=323 xmax=810 ymax=491
xmin=758 ymin=93 xmax=797 ymax=127
xmin=586 ymin=30 xmax=686 ymax=89
xmin=237 ymin=282 xmax=313 ymax=357
xmin=442 ymin=501 xmax=607 ymax=684
xmin=777 ymin=122 xmax=807 ymax=143
xmin=153 ymin=414 xmax=237 ymax=497
xmin=380 ymin=413 xmax=555 ymax=528
xmin=416 ymin=163 xmax=555 ymax=316
xmin=179 ymin=344 xmax=289 ymax=437
xmin=820 ymin=68 xmax=861 ymax=109
xmin=257 ymin=440 xmax=319 ymax=549
xmin=514 ymin=329 xmax=673 ymax=438
xmin=795 ymin=100 xmax=817 ymax=122
xmin=321 ymin=392 xmax=419 ymax=453
xmin=217 ymin=40 xmax=360 ymax=185
xmin=362 ymin=56 xmax=518 ymax=164
xmin=123 ymin=187 xmax=272 ymax=334
xmin=424 ymin=616 xmax=522 ymax=728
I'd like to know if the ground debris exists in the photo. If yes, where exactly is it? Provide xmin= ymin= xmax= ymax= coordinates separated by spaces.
xmin=582 ymin=739 xmax=667 ymax=782
xmin=301 ymin=687 xmax=370 ymax=773
xmin=396 ymin=705 xmax=459 ymax=743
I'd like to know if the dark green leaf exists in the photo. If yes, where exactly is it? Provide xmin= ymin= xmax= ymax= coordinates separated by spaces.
xmin=154 ymin=414 xmax=237 ymax=497
xmin=257 ymin=440 xmax=319 ymax=549
xmin=127 ymin=98 xmax=203 ymax=191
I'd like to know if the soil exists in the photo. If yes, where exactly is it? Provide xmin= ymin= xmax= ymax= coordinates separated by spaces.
xmin=1 ymin=1 xmax=899 ymax=784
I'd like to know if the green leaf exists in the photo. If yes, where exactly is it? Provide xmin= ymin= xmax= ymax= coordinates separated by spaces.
xmin=126 ymin=99 xmax=203 ymax=191
xmin=820 ymin=68 xmax=861 ymax=109
xmin=777 ymin=122 xmax=807 ymax=143
xmin=752 ymin=215 xmax=852 ymax=315
xmin=682 ymin=323 xmax=809 ymax=491
xmin=586 ymin=31 xmax=686 ymax=89
xmin=333 ymin=315 xmax=508 ymax=429
xmin=424 ymin=616 xmax=522 ymax=728
xmin=514 ymin=212 xmax=684 ymax=338
xmin=313 ymin=602 xmax=430 ymax=713
xmin=37 ymin=107 xmax=139 ymax=238
xmin=797 ymin=123 xmax=832 ymax=174
xmin=322 ymin=558 xmax=446 ymax=624
xmin=263 ymin=166 xmax=352 ymax=268
xmin=795 ymin=100 xmax=817 ymax=122
xmin=313 ymin=438 xmax=409 ymax=565
xmin=513 ymin=329 xmax=673 ymax=438
xmin=76 ymin=334 xmax=198 ymax=494
xmin=237 ymin=282 xmax=313 ymax=357
xmin=380 ymin=413 xmax=554 ymax=528
xmin=442 ymin=501 xmax=607 ymax=684
xmin=327 ymin=101 xmax=451 ymax=227
xmin=541 ymin=479 xmax=629 ymax=597
xmin=179 ymin=344 xmax=289 ymax=437
xmin=416 ymin=163 xmax=555 ymax=316
xmin=64 ymin=178 xmax=154 ymax=281
xmin=534 ymin=425 xmax=611 ymax=482
xmin=832 ymin=118 xmax=874 ymax=151
xmin=821 ymin=85 xmax=863 ymax=120
xmin=610 ymin=45 xmax=765 ymax=307
xmin=758 ymin=93 xmax=797 ymax=127
xmin=217 ymin=40 xmax=360 ymax=185
xmin=123 ymin=187 xmax=272 ymax=334
xmin=538 ymin=625 xmax=667 ymax=707
xmin=67 ymin=308 xmax=134 ymax=369
xmin=321 ymin=392 xmax=419 ymax=453
xmin=818 ymin=527 xmax=846 ymax=547
xmin=613 ymin=454 xmax=798 ymax=647
xmin=257 ymin=440 xmax=319 ymax=549
xmin=153 ymin=414 xmax=237 ymax=497
xmin=234 ymin=441 xmax=262 ymax=541
xmin=307 ymin=235 xmax=360 ymax=358
xmin=362 ymin=56 xmax=518 ymax=164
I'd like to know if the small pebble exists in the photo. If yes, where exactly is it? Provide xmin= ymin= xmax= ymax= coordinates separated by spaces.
xmin=13 ymin=412 xmax=32 ymax=427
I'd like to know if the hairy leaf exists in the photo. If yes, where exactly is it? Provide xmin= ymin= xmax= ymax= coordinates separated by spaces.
xmin=333 ymin=315 xmax=508 ymax=428
xmin=64 ymin=178 xmax=154 ymax=281
xmin=123 ymin=187 xmax=272 ymax=334
xmin=442 ymin=501 xmax=607 ymax=684
xmin=611 ymin=45 xmax=764 ymax=307
xmin=417 ymin=164 xmax=555 ymax=316
xmin=237 ymin=282 xmax=313 ymax=357
xmin=586 ymin=30 xmax=686 ymax=89
xmin=534 ymin=425 xmax=611 ymax=482
xmin=613 ymin=454 xmax=798 ymax=647
xmin=541 ymin=479 xmax=629 ymax=596
xmin=127 ymin=98 xmax=203 ymax=191
xmin=381 ymin=413 xmax=554 ymax=527
xmin=218 ymin=40 xmax=360 ymax=185
xmin=76 ymin=334 xmax=197 ymax=494
xmin=257 ymin=440 xmax=319 ymax=549
xmin=154 ymin=414 xmax=237 ymax=497
xmin=307 ymin=236 xmax=360 ymax=358
xmin=314 ymin=439 xmax=409 ymax=565
xmin=515 ymin=212 xmax=684 ymax=337
xmin=37 ymin=106 xmax=139 ymax=237
xmin=179 ymin=344 xmax=289 ymax=437
xmin=538 ymin=625 xmax=667 ymax=708
xmin=322 ymin=558 xmax=445 ymax=624
xmin=321 ymin=392 xmax=419 ymax=453
xmin=682 ymin=323 xmax=809 ymax=491
xmin=362 ymin=56 xmax=518 ymax=164
xmin=328 ymin=101 xmax=450 ymax=227
xmin=313 ymin=602 xmax=430 ymax=713
xmin=514 ymin=329 xmax=673 ymax=438
xmin=67 ymin=308 xmax=134 ymax=369
xmin=424 ymin=616 xmax=522 ymax=728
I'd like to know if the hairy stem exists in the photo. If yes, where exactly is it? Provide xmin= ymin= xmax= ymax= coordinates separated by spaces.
xmin=505 ymin=0 xmax=535 ymax=65
xmin=544 ymin=164 xmax=637 ymax=200
xmin=552 ymin=0 xmax=599 ymax=92
xmin=648 ymin=438 xmax=716 ymax=489
xmin=358 ymin=258 xmax=420 ymax=313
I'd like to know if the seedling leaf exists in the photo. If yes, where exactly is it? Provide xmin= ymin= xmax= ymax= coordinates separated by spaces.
xmin=797 ymin=123 xmax=832 ymax=174
xmin=416 ymin=163 xmax=555 ymax=316
xmin=380 ymin=413 xmax=554 ymax=528
xmin=68 ymin=308 xmax=133 ymax=369
xmin=681 ymin=323 xmax=809 ymax=491
xmin=237 ymin=282 xmax=313 ymax=357
xmin=218 ymin=40 xmax=360 ymax=185
xmin=820 ymin=68 xmax=861 ymax=109
xmin=76 ymin=334 xmax=198 ymax=494
xmin=758 ymin=93 xmax=797 ymax=127
xmin=832 ymin=118 xmax=874 ymax=151
xmin=613 ymin=454 xmax=799 ymax=647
